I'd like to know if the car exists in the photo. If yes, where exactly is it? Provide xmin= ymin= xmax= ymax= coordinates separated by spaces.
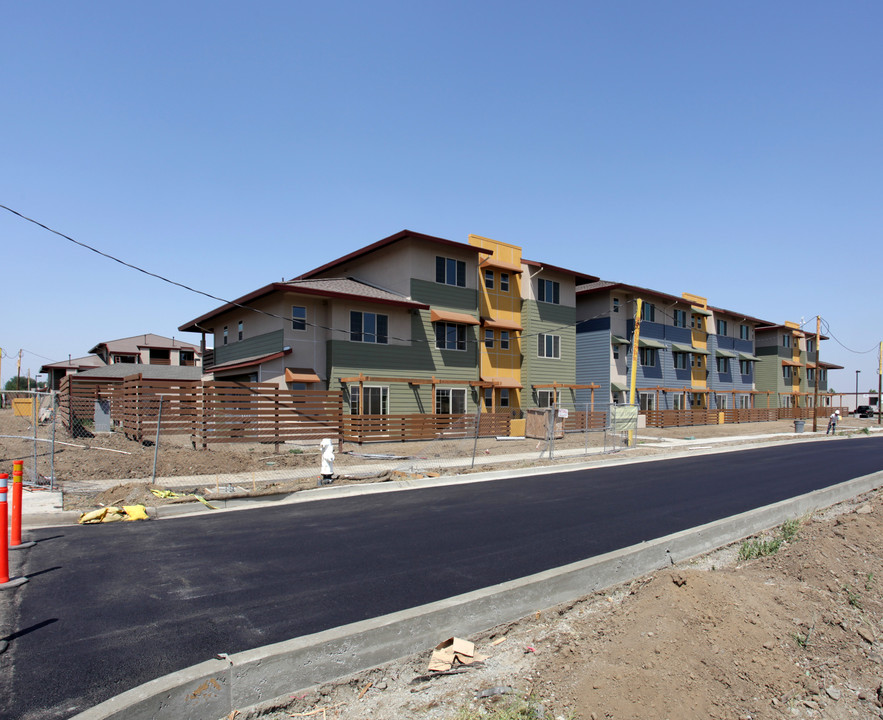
xmin=853 ymin=405 xmax=877 ymax=418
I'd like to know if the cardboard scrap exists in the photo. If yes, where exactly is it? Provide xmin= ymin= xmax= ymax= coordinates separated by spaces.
xmin=428 ymin=637 xmax=487 ymax=672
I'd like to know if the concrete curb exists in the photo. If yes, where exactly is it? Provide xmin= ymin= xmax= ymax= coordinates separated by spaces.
xmin=71 ymin=468 xmax=883 ymax=720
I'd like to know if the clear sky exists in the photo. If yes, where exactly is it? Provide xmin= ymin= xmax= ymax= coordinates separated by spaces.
xmin=2 ymin=1 xmax=881 ymax=395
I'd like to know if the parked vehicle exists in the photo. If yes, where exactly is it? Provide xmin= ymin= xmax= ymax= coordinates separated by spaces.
xmin=853 ymin=405 xmax=876 ymax=418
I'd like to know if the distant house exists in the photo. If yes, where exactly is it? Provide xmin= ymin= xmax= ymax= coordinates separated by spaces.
xmin=40 ymin=334 xmax=201 ymax=390
xmin=179 ymin=229 xmax=596 ymax=415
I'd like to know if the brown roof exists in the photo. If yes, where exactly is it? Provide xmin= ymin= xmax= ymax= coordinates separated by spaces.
xmin=40 ymin=355 xmax=106 ymax=373
xmin=522 ymin=259 xmax=598 ymax=284
xmin=179 ymin=278 xmax=429 ymax=333
xmin=295 ymin=230 xmax=490 ymax=280
xmin=88 ymin=334 xmax=199 ymax=355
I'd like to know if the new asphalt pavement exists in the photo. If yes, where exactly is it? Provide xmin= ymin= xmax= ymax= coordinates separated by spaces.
xmin=3 ymin=435 xmax=883 ymax=719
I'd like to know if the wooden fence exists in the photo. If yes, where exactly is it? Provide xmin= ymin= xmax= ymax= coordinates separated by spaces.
xmin=58 ymin=375 xmax=116 ymax=435
xmin=342 ymin=412 xmax=510 ymax=443
xmin=645 ymin=405 xmax=850 ymax=428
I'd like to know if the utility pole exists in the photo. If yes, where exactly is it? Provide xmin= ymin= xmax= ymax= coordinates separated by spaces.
xmin=812 ymin=316 xmax=820 ymax=432
xmin=627 ymin=299 xmax=643 ymax=447
xmin=878 ymin=341 xmax=882 ymax=426
xmin=17 ymin=349 xmax=22 ymax=390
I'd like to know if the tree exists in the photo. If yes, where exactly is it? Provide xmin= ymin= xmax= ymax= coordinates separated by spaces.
xmin=3 ymin=376 xmax=46 ymax=391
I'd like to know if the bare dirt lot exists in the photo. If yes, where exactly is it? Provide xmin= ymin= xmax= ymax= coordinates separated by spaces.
xmin=243 ymin=487 xmax=883 ymax=720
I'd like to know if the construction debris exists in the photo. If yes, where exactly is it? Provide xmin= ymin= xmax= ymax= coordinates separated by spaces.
xmin=78 ymin=505 xmax=149 ymax=524
xmin=150 ymin=488 xmax=216 ymax=509
xmin=427 ymin=637 xmax=486 ymax=672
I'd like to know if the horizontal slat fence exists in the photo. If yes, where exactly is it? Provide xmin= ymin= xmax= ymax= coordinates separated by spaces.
xmin=563 ymin=411 xmax=607 ymax=432
xmin=342 ymin=412 xmax=510 ymax=443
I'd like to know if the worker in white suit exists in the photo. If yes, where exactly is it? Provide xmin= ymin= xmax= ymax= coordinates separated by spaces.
xmin=319 ymin=438 xmax=335 ymax=485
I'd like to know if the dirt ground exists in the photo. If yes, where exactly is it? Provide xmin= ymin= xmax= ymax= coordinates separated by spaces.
xmin=240 ymin=487 xmax=883 ymax=720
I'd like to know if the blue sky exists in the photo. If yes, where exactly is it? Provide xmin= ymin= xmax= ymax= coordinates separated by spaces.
xmin=2 ymin=1 xmax=881 ymax=394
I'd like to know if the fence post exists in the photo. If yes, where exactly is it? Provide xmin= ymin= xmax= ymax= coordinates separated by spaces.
xmin=470 ymin=398 xmax=483 ymax=469
xmin=50 ymin=392 xmax=57 ymax=492
xmin=151 ymin=396 xmax=164 ymax=484
xmin=10 ymin=460 xmax=35 ymax=549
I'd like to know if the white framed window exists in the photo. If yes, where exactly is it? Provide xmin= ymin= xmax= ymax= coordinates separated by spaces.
xmin=782 ymin=395 xmax=794 ymax=408
xmin=537 ymin=333 xmax=561 ymax=359
xmin=500 ymin=273 xmax=509 ymax=292
xmin=500 ymin=330 xmax=510 ymax=350
xmin=673 ymin=394 xmax=685 ymax=410
xmin=716 ymin=394 xmax=728 ymax=409
xmin=673 ymin=352 xmax=688 ymax=370
xmin=484 ymin=329 xmax=494 ymax=348
xmin=740 ymin=359 xmax=752 ymax=375
xmin=641 ymin=303 xmax=656 ymax=322
xmin=484 ymin=269 xmax=494 ymax=289
xmin=639 ymin=392 xmax=656 ymax=411
xmin=237 ymin=321 xmax=243 ymax=341
xmin=639 ymin=347 xmax=656 ymax=367
xmin=716 ymin=357 xmax=729 ymax=373
xmin=435 ymin=322 xmax=467 ymax=351
xmin=351 ymin=386 xmax=388 ymax=415
xmin=738 ymin=395 xmax=750 ymax=409
xmin=292 ymin=306 xmax=306 ymax=331
xmin=436 ymin=256 xmax=466 ymax=287
xmin=436 ymin=387 xmax=466 ymax=414
xmin=673 ymin=309 xmax=687 ymax=328
xmin=350 ymin=311 xmax=389 ymax=344
xmin=537 ymin=279 xmax=560 ymax=304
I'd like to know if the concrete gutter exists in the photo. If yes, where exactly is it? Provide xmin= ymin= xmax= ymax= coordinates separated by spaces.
xmin=71 ymin=467 xmax=883 ymax=720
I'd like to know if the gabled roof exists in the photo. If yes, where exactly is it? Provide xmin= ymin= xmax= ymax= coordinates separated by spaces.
xmin=295 ymin=230 xmax=490 ymax=280
xmin=179 ymin=278 xmax=429 ymax=333
xmin=40 ymin=355 xmax=106 ymax=373
xmin=88 ymin=334 xmax=199 ymax=355
xmin=522 ymin=259 xmax=598 ymax=284
xmin=577 ymin=280 xmax=772 ymax=325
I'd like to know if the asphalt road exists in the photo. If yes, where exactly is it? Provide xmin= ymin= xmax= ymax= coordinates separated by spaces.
xmin=3 ymin=437 xmax=883 ymax=719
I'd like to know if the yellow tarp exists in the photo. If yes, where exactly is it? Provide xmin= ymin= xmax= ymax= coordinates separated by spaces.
xmin=78 ymin=505 xmax=150 ymax=524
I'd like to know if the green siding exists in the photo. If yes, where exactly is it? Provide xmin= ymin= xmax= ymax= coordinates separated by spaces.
xmin=521 ymin=301 xmax=577 ymax=410
xmin=410 ymin=278 xmax=478 ymax=311
xmin=327 ymin=311 xmax=480 ymax=413
xmin=213 ymin=330 xmax=284 ymax=366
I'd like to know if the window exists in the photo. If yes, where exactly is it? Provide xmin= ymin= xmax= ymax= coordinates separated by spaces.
xmin=613 ymin=344 xmax=620 ymax=360
xmin=499 ymin=388 xmax=510 ymax=407
xmin=238 ymin=321 xmax=243 ymax=341
xmin=436 ymin=256 xmax=466 ymax=287
xmin=500 ymin=273 xmax=509 ymax=292
xmin=180 ymin=351 xmax=194 ymax=366
xmin=292 ymin=306 xmax=306 ymax=331
xmin=673 ymin=352 xmax=688 ymax=370
xmin=537 ymin=279 xmax=560 ymax=304
xmin=436 ymin=388 xmax=466 ymax=414
xmin=613 ymin=297 xmax=620 ymax=313
xmin=691 ymin=354 xmax=704 ymax=368
xmin=782 ymin=395 xmax=794 ymax=408
xmin=537 ymin=389 xmax=560 ymax=407
xmin=740 ymin=359 xmax=752 ymax=375
xmin=639 ymin=347 xmax=656 ymax=367
xmin=435 ymin=322 xmax=467 ymax=351
xmin=716 ymin=356 xmax=729 ymax=373
xmin=484 ymin=269 xmax=494 ymax=289
xmin=716 ymin=319 xmax=728 ymax=336
xmin=641 ymin=303 xmax=656 ymax=322
xmin=783 ymin=334 xmax=791 ymax=348
xmin=806 ymin=338 xmax=815 ymax=353
xmin=717 ymin=394 xmax=731 ymax=409
xmin=673 ymin=394 xmax=685 ymax=410
xmin=500 ymin=331 xmax=510 ymax=350
xmin=351 ymin=386 xmax=388 ymax=415
xmin=223 ymin=326 xmax=228 ymax=345
xmin=739 ymin=395 xmax=750 ymax=409
xmin=673 ymin=309 xmax=687 ymax=328
xmin=820 ymin=369 xmax=827 ymax=383
xmin=484 ymin=329 xmax=494 ymax=348
xmin=350 ymin=311 xmax=389 ymax=344
xmin=807 ymin=368 xmax=816 ymax=382
xmin=639 ymin=392 xmax=655 ymax=411
xmin=484 ymin=388 xmax=493 ymax=408
xmin=783 ymin=365 xmax=793 ymax=380
xmin=537 ymin=333 xmax=561 ymax=359
xmin=740 ymin=324 xmax=750 ymax=340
